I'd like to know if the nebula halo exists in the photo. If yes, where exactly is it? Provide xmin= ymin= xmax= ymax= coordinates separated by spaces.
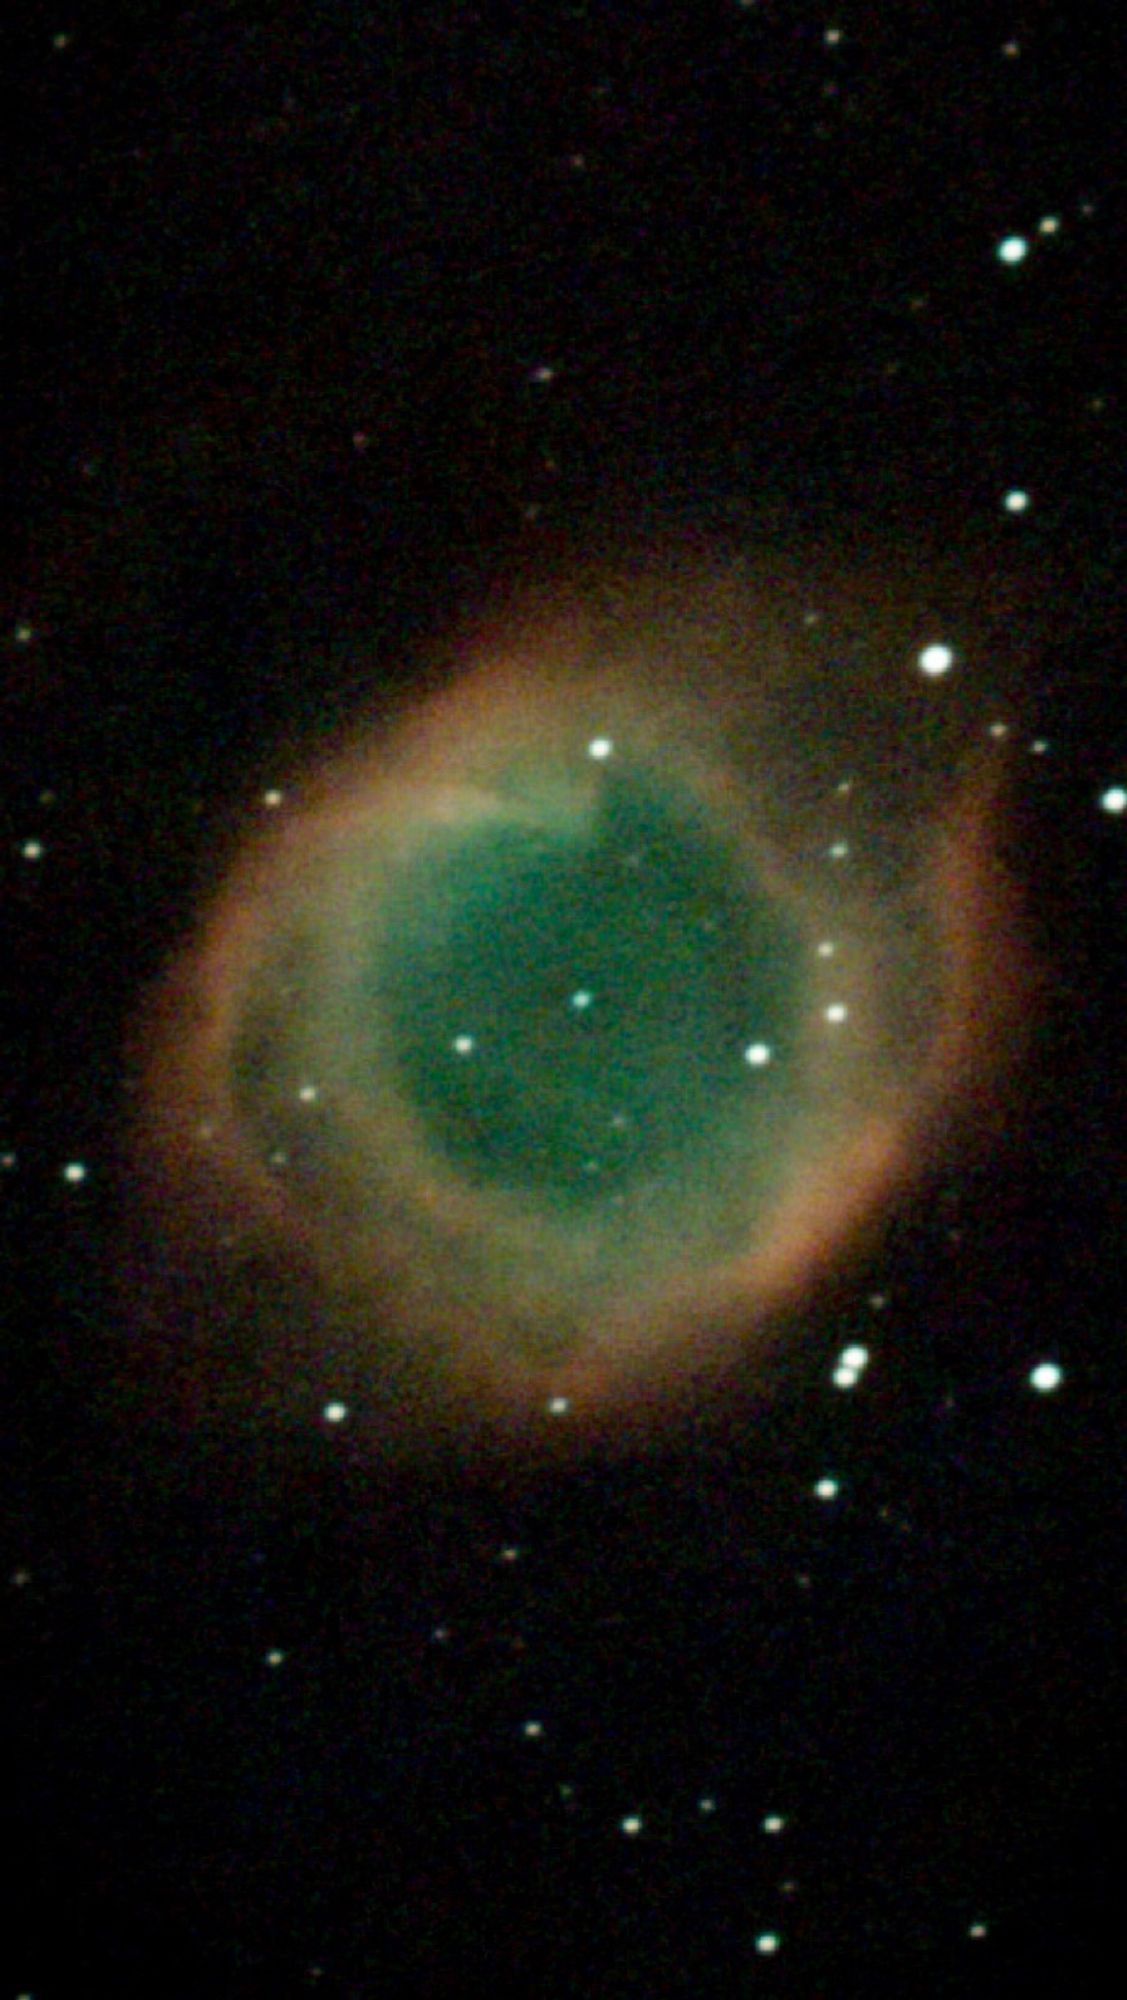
xmin=123 ymin=537 xmax=1032 ymax=1454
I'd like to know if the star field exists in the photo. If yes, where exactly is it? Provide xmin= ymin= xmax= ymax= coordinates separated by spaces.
xmin=6 ymin=2 xmax=1127 ymax=1994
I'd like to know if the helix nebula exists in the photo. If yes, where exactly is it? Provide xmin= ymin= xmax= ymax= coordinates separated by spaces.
xmin=124 ymin=540 xmax=1033 ymax=1454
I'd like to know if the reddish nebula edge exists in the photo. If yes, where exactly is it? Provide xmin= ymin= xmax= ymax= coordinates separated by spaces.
xmin=121 ymin=548 xmax=1035 ymax=1454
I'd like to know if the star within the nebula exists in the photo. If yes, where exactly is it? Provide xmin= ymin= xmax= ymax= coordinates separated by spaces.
xmin=123 ymin=540 xmax=1033 ymax=1453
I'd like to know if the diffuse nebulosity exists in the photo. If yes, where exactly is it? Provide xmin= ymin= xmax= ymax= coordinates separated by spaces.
xmin=126 ymin=539 xmax=1032 ymax=1448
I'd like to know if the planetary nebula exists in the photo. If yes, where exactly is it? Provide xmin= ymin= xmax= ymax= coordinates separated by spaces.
xmin=127 ymin=546 xmax=1029 ymax=1440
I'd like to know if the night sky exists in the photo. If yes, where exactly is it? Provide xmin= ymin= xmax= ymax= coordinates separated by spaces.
xmin=7 ymin=3 xmax=1127 ymax=1995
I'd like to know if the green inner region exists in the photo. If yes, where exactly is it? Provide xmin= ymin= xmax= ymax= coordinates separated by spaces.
xmin=370 ymin=766 xmax=805 ymax=1206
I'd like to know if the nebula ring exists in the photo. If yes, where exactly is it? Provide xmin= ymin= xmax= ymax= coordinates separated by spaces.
xmin=125 ymin=543 xmax=1030 ymax=1443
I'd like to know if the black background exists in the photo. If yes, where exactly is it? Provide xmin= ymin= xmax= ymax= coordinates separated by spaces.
xmin=6 ymin=2 xmax=1126 ymax=1993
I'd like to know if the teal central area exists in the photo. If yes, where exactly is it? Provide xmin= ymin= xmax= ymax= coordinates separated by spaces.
xmin=371 ymin=766 xmax=805 ymax=1206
